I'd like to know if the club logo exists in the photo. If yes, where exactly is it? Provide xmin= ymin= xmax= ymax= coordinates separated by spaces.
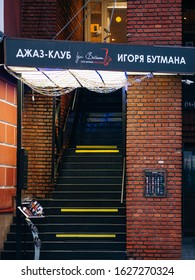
xmin=75 ymin=48 xmax=112 ymax=66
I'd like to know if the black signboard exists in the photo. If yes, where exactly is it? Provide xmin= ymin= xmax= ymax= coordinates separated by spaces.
xmin=3 ymin=37 xmax=195 ymax=74
xmin=144 ymin=169 xmax=166 ymax=197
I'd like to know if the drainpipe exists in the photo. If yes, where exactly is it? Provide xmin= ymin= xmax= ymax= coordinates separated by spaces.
xmin=16 ymin=79 xmax=23 ymax=259
xmin=122 ymin=87 xmax=126 ymax=158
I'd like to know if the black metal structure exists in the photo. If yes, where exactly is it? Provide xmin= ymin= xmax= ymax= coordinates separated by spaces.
xmin=16 ymin=79 xmax=23 ymax=259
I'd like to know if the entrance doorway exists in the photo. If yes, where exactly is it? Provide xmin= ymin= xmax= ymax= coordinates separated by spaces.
xmin=182 ymin=147 xmax=195 ymax=235
xmin=182 ymin=77 xmax=195 ymax=236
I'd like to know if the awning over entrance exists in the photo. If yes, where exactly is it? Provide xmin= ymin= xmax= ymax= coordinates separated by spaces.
xmin=5 ymin=67 xmax=128 ymax=95
xmin=1 ymin=37 xmax=195 ymax=95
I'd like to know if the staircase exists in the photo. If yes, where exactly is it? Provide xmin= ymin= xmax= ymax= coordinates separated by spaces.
xmin=1 ymin=89 xmax=126 ymax=260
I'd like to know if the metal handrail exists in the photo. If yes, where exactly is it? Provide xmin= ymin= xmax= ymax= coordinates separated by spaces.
xmin=121 ymin=156 xmax=126 ymax=204
xmin=53 ymin=90 xmax=78 ymax=179
xmin=54 ymin=107 xmax=71 ymax=178
xmin=63 ymin=107 xmax=71 ymax=132
xmin=71 ymin=89 xmax=78 ymax=111
xmin=55 ymin=102 xmax=61 ymax=124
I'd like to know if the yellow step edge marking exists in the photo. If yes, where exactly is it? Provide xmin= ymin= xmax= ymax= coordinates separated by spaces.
xmin=75 ymin=149 xmax=119 ymax=153
xmin=61 ymin=208 xmax=118 ymax=213
xmin=76 ymin=145 xmax=118 ymax=149
xmin=56 ymin=234 xmax=116 ymax=238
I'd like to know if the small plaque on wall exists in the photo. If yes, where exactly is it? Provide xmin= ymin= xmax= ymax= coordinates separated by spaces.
xmin=144 ymin=169 xmax=166 ymax=197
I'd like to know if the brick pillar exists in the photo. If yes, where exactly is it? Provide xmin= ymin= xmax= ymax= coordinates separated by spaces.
xmin=126 ymin=76 xmax=182 ymax=259
xmin=126 ymin=0 xmax=182 ymax=259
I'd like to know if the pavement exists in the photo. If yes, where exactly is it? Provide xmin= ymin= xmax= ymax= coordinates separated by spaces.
xmin=182 ymin=237 xmax=195 ymax=260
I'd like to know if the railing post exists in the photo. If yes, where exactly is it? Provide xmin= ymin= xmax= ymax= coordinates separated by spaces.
xmin=121 ymin=87 xmax=127 ymax=204
xmin=51 ymin=96 xmax=56 ymax=181
xmin=122 ymin=87 xmax=127 ymax=158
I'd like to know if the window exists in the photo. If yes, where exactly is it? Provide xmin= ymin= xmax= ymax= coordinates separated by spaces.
xmin=84 ymin=0 xmax=127 ymax=43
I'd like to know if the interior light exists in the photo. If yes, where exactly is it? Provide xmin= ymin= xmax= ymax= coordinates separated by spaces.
xmin=116 ymin=16 xmax=122 ymax=23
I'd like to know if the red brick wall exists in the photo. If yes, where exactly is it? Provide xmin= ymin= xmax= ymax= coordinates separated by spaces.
xmin=126 ymin=76 xmax=182 ymax=259
xmin=21 ymin=0 xmax=83 ymax=40
xmin=21 ymin=0 xmax=57 ymax=197
xmin=127 ymin=0 xmax=182 ymax=45
xmin=56 ymin=0 xmax=83 ymax=40
xmin=126 ymin=0 xmax=182 ymax=259
xmin=20 ymin=0 xmax=79 ymax=197
xmin=22 ymin=92 xmax=54 ymax=198
xmin=21 ymin=0 xmax=57 ymax=39
xmin=0 ymin=78 xmax=17 ymax=211
xmin=22 ymin=91 xmax=74 ymax=198
xmin=60 ymin=93 xmax=75 ymax=148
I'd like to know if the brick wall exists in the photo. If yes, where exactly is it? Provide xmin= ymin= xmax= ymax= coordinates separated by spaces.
xmin=60 ymin=93 xmax=75 ymax=148
xmin=22 ymin=92 xmax=54 ymax=198
xmin=22 ymin=91 xmax=74 ymax=198
xmin=20 ymin=0 xmax=80 ymax=197
xmin=21 ymin=0 xmax=57 ymax=39
xmin=21 ymin=0 xmax=83 ymax=40
xmin=126 ymin=76 xmax=182 ymax=259
xmin=127 ymin=0 xmax=182 ymax=45
xmin=0 ymin=78 xmax=17 ymax=211
xmin=20 ymin=0 xmax=57 ymax=197
xmin=56 ymin=0 xmax=83 ymax=40
xmin=126 ymin=0 xmax=182 ymax=259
